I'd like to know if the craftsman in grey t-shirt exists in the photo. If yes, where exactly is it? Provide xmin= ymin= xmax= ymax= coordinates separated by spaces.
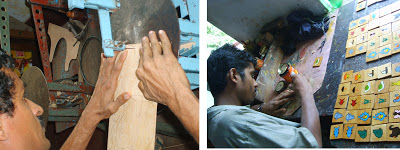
xmin=207 ymin=105 xmax=319 ymax=148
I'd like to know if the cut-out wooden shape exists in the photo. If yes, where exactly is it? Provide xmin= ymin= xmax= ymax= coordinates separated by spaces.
xmin=393 ymin=20 xmax=400 ymax=31
xmin=362 ymin=80 xmax=376 ymax=95
xmin=368 ymin=19 xmax=380 ymax=30
xmin=353 ymin=70 xmax=365 ymax=83
xmin=379 ymin=24 xmax=392 ymax=36
xmin=335 ymin=95 xmax=349 ymax=109
xmin=355 ymin=126 xmax=371 ymax=142
xmin=377 ymin=63 xmax=392 ymax=78
xmin=378 ymin=44 xmax=393 ymax=59
xmin=360 ymin=94 xmax=375 ymax=109
xmin=346 ymin=38 xmax=356 ymax=48
xmin=357 ymin=1 xmax=366 ymax=12
xmin=338 ymin=82 xmax=351 ymax=96
xmin=371 ymin=124 xmax=387 ymax=142
xmin=364 ymin=67 xmax=377 ymax=81
xmin=367 ymin=37 xmax=379 ymax=50
xmin=341 ymin=70 xmax=353 ymax=83
xmin=368 ymin=28 xmax=379 ymax=40
xmin=375 ymin=78 xmax=390 ymax=94
xmin=330 ymin=124 xmax=344 ymax=140
xmin=356 ymin=42 xmax=368 ymax=55
xmin=386 ymin=123 xmax=400 ymax=141
xmin=357 ymin=109 xmax=372 ymax=124
xmin=346 ymin=46 xmax=357 ymax=58
xmin=389 ymin=76 xmax=400 ymax=92
xmin=344 ymin=110 xmax=359 ymax=123
xmin=369 ymin=10 xmax=380 ymax=21
xmin=375 ymin=93 xmax=390 ymax=109
xmin=349 ymin=19 xmax=359 ymax=31
xmin=343 ymin=124 xmax=358 ymax=139
xmin=313 ymin=57 xmax=322 ymax=67
xmin=389 ymin=106 xmax=400 ymax=123
xmin=347 ymin=96 xmax=361 ymax=110
xmin=332 ymin=109 xmax=346 ymax=123
xmin=366 ymin=48 xmax=379 ymax=62
xmin=380 ymin=5 xmax=393 ymax=17
xmin=380 ymin=33 xmax=392 ymax=46
xmin=348 ymin=28 xmax=358 ymax=39
xmin=356 ymin=33 xmax=368 ymax=45
xmin=350 ymin=83 xmax=363 ymax=96
xmin=390 ymin=90 xmax=400 ymax=107
xmin=372 ymin=108 xmax=389 ymax=125
xmin=392 ymin=62 xmax=400 ymax=77
xmin=392 ymin=41 xmax=400 ymax=54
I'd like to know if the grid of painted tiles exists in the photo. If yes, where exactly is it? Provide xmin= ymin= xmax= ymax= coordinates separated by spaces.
xmin=346 ymin=1 xmax=400 ymax=62
xmin=331 ymin=62 xmax=400 ymax=142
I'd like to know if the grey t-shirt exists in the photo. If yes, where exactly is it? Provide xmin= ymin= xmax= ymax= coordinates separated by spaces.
xmin=207 ymin=105 xmax=319 ymax=148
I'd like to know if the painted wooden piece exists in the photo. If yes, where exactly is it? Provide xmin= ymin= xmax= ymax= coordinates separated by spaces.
xmin=343 ymin=124 xmax=358 ymax=139
xmin=350 ymin=83 xmax=362 ymax=96
xmin=389 ymin=106 xmax=400 ymax=123
xmin=335 ymin=95 xmax=349 ymax=109
xmin=347 ymin=96 xmax=361 ymax=110
xmin=392 ymin=20 xmax=400 ymax=32
xmin=348 ymin=28 xmax=357 ymax=39
xmin=355 ymin=126 xmax=371 ymax=142
xmin=360 ymin=94 xmax=375 ymax=109
xmin=357 ymin=0 xmax=365 ymax=3
xmin=356 ymin=33 xmax=368 ymax=45
xmin=344 ymin=110 xmax=359 ymax=123
xmin=375 ymin=93 xmax=390 ymax=109
xmin=330 ymin=124 xmax=344 ymax=140
xmin=346 ymin=46 xmax=357 ymax=58
xmin=392 ymin=41 xmax=400 ymax=54
xmin=364 ymin=67 xmax=377 ymax=81
xmin=313 ymin=57 xmax=322 ymax=67
xmin=353 ymin=70 xmax=365 ymax=83
xmin=358 ymin=24 xmax=368 ymax=35
xmin=356 ymin=42 xmax=368 ymax=55
xmin=356 ymin=1 xmax=366 ymax=12
xmin=346 ymin=38 xmax=356 ymax=48
xmin=372 ymin=108 xmax=389 ymax=125
xmin=370 ymin=124 xmax=387 ymax=142
xmin=375 ymin=78 xmax=390 ymax=94
xmin=390 ymin=76 xmax=400 ymax=92
xmin=362 ymin=80 xmax=376 ymax=95
xmin=380 ymin=5 xmax=393 ymax=18
xmin=377 ymin=63 xmax=392 ymax=79
xmin=392 ymin=10 xmax=400 ymax=22
xmin=357 ymin=109 xmax=372 ymax=124
xmin=341 ymin=70 xmax=353 ymax=83
xmin=368 ymin=19 xmax=380 ymax=30
xmin=332 ymin=109 xmax=346 ymax=123
xmin=366 ymin=48 xmax=379 ymax=62
xmin=349 ymin=19 xmax=359 ymax=31
xmin=390 ymin=1 xmax=400 ymax=12
xmin=386 ymin=123 xmax=400 ymax=141
xmin=338 ymin=82 xmax=351 ymax=96
xmin=379 ymin=24 xmax=392 ymax=36
xmin=367 ymin=37 xmax=379 ymax=50
xmin=390 ymin=90 xmax=400 ymax=107
xmin=369 ymin=10 xmax=380 ymax=21
xmin=378 ymin=44 xmax=393 ymax=59
xmin=379 ymin=33 xmax=392 ymax=47
xmin=392 ymin=62 xmax=400 ymax=77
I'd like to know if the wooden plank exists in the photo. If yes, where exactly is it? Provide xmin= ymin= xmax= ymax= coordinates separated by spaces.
xmin=108 ymin=44 xmax=157 ymax=150
xmin=9 ymin=29 xmax=36 ymax=40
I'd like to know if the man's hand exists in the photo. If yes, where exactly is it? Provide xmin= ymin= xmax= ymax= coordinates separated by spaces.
xmin=291 ymin=74 xmax=313 ymax=99
xmin=85 ymin=51 xmax=131 ymax=121
xmin=136 ymin=30 xmax=190 ymax=106
xmin=252 ymin=88 xmax=295 ymax=116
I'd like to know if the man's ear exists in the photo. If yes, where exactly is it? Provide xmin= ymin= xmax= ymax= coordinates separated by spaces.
xmin=228 ymin=68 xmax=240 ymax=84
xmin=0 ymin=114 xmax=9 ymax=141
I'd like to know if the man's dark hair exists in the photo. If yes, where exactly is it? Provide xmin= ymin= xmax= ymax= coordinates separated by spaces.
xmin=207 ymin=44 xmax=256 ymax=98
xmin=0 ymin=48 xmax=15 ymax=116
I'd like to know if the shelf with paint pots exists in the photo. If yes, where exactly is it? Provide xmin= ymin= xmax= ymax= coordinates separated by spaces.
xmin=331 ymin=62 xmax=400 ymax=142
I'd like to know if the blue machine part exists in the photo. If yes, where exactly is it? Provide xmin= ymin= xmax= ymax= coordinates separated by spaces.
xmin=347 ymin=126 xmax=354 ymax=138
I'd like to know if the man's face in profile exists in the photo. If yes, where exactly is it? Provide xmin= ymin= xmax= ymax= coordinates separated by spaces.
xmin=0 ymin=68 xmax=50 ymax=150
xmin=236 ymin=64 xmax=258 ymax=105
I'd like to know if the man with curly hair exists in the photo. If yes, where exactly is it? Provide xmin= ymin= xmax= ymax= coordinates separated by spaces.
xmin=207 ymin=44 xmax=322 ymax=148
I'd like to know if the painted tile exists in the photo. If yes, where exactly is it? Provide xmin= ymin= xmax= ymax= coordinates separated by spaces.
xmin=357 ymin=1 xmax=366 ymax=12
xmin=392 ymin=62 xmax=400 ymax=77
xmin=356 ymin=42 xmax=368 ymax=55
xmin=347 ymin=96 xmax=361 ymax=110
xmin=379 ymin=24 xmax=392 ymax=36
xmin=368 ymin=28 xmax=379 ymax=40
xmin=348 ymin=28 xmax=357 ymax=39
xmin=380 ymin=13 xmax=394 ymax=26
xmin=344 ymin=124 xmax=358 ymax=139
xmin=390 ymin=1 xmax=400 ymax=12
xmin=346 ymin=46 xmax=357 ymax=58
xmin=386 ymin=123 xmax=400 ymax=141
xmin=390 ymin=90 xmax=400 ymax=107
xmin=353 ymin=70 xmax=365 ymax=83
xmin=375 ymin=93 xmax=390 ymax=109
xmin=313 ymin=57 xmax=322 ymax=67
xmin=392 ymin=41 xmax=400 ymax=54
xmin=392 ymin=10 xmax=400 ymax=22
xmin=357 ymin=109 xmax=372 ymax=124
xmin=364 ymin=67 xmax=377 ymax=81
xmin=360 ymin=94 xmax=375 ymax=109
xmin=355 ymin=126 xmax=371 ymax=142
xmin=350 ymin=82 xmax=362 ymax=97
xmin=390 ymin=76 xmax=400 ymax=92
xmin=372 ymin=108 xmax=389 ymax=125
xmin=380 ymin=5 xmax=393 ymax=17
xmin=370 ymin=124 xmax=387 ymax=142
xmin=330 ymin=124 xmax=344 ymax=140
xmin=362 ymin=80 xmax=376 ymax=95
xmin=380 ymin=33 xmax=392 ymax=47
xmin=392 ymin=30 xmax=400 ymax=41
xmin=389 ymin=106 xmax=400 ymax=123
xmin=378 ymin=44 xmax=392 ymax=59
xmin=392 ymin=20 xmax=400 ymax=31
xmin=368 ymin=19 xmax=380 ymax=30
xmin=377 ymin=63 xmax=392 ymax=79
xmin=346 ymin=37 xmax=356 ymax=48
xmin=369 ymin=10 xmax=380 ymax=21
xmin=338 ymin=82 xmax=351 ymax=96
xmin=356 ymin=33 xmax=368 ymax=45
xmin=375 ymin=78 xmax=390 ymax=94
xmin=332 ymin=109 xmax=346 ymax=123
xmin=344 ymin=110 xmax=359 ymax=123
xmin=341 ymin=70 xmax=353 ymax=83
xmin=366 ymin=48 xmax=379 ymax=62
xmin=349 ymin=19 xmax=359 ymax=30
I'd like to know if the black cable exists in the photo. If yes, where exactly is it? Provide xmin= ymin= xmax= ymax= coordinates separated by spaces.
xmin=79 ymin=36 xmax=101 ymax=87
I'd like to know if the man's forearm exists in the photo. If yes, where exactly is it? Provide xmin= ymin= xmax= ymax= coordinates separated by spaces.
xmin=300 ymin=94 xmax=322 ymax=147
xmin=168 ymin=88 xmax=199 ymax=143
xmin=60 ymin=111 xmax=100 ymax=150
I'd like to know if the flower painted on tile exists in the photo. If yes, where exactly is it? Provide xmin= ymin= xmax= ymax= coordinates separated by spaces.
xmin=373 ymin=111 xmax=387 ymax=121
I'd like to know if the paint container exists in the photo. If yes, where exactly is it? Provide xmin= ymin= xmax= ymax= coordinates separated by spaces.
xmin=275 ymin=80 xmax=287 ymax=93
xmin=255 ymin=57 xmax=263 ymax=71
xmin=278 ymin=63 xmax=298 ymax=83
